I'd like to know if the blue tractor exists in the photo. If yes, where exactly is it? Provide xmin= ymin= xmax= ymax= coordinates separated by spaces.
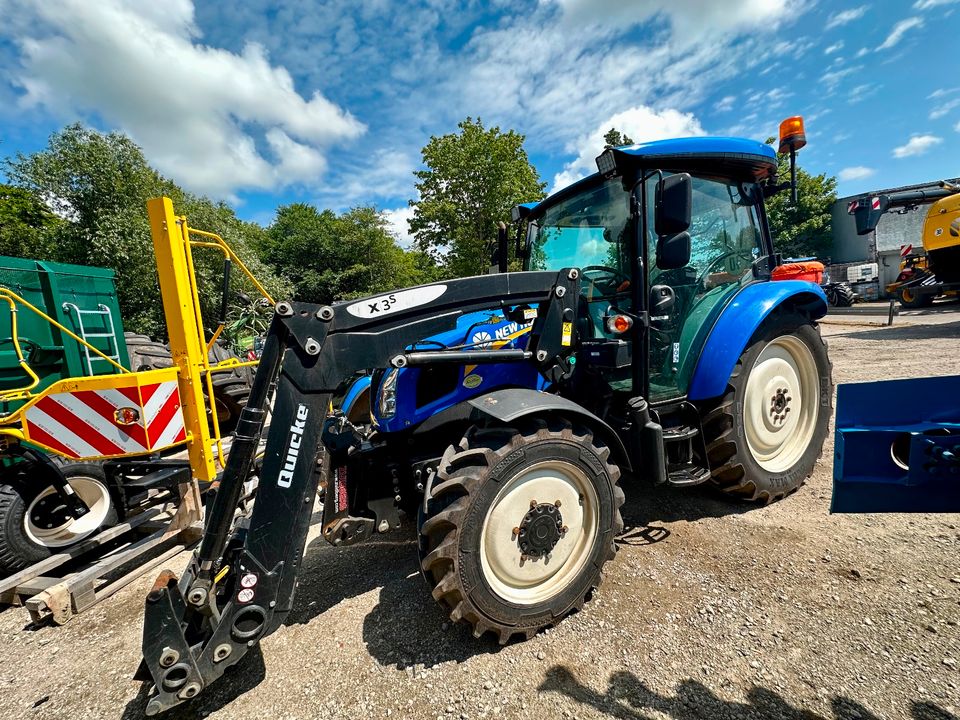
xmin=333 ymin=122 xmax=832 ymax=627
xmin=138 ymin=118 xmax=834 ymax=713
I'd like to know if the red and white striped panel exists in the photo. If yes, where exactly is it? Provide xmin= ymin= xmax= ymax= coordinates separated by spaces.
xmin=24 ymin=380 xmax=187 ymax=459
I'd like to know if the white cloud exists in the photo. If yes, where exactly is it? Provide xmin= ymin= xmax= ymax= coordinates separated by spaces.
xmin=929 ymin=87 xmax=960 ymax=98
xmin=914 ymin=0 xmax=959 ymax=8
xmin=855 ymin=47 xmax=870 ymax=57
xmin=892 ymin=134 xmax=943 ymax=158
xmin=826 ymin=6 xmax=868 ymax=29
xmin=877 ymin=17 xmax=923 ymax=51
xmin=838 ymin=166 xmax=876 ymax=181
xmin=381 ymin=206 xmax=416 ymax=249
xmin=9 ymin=0 xmax=364 ymax=198
xmin=824 ymin=41 xmax=844 ymax=54
xmin=930 ymin=97 xmax=960 ymax=119
xmin=553 ymin=0 xmax=791 ymax=39
xmin=714 ymin=95 xmax=737 ymax=113
xmin=822 ymin=65 xmax=860 ymax=90
xmin=551 ymin=106 xmax=705 ymax=191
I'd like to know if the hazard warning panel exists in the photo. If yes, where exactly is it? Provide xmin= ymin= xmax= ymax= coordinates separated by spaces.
xmin=20 ymin=368 xmax=187 ymax=460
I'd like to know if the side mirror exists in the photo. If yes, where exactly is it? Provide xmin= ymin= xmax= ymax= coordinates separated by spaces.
xmin=656 ymin=231 xmax=691 ymax=270
xmin=655 ymin=173 xmax=692 ymax=236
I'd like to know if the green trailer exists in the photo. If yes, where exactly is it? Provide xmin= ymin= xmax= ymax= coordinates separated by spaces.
xmin=0 ymin=256 xmax=129 ymax=414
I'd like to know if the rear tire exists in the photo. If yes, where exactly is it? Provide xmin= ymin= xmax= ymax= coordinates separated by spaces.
xmin=830 ymin=283 xmax=856 ymax=307
xmin=418 ymin=418 xmax=624 ymax=644
xmin=0 ymin=463 xmax=119 ymax=576
xmin=700 ymin=314 xmax=832 ymax=503
xmin=898 ymin=287 xmax=934 ymax=309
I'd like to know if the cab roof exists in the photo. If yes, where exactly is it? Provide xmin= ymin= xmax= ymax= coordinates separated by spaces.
xmin=611 ymin=136 xmax=777 ymax=181
xmin=519 ymin=136 xmax=778 ymax=218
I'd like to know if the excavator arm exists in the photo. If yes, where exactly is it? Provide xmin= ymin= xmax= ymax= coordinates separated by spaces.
xmin=138 ymin=269 xmax=582 ymax=715
xmin=848 ymin=180 xmax=959 ymax=236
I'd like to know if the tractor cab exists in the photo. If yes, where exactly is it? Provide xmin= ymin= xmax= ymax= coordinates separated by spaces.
xmin=518 ymin=137 xmax=780 ymax=405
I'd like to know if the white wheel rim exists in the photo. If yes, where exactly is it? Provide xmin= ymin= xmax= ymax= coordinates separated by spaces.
xmin=479 ymin=460 xmax=598 ymax=605
xmin=24 ymin=476 xmax=112 ymax=548
xmin=743 ymin=335 xmax=820 ymax=473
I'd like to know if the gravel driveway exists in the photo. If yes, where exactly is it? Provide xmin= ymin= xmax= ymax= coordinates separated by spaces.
xmin=1 ymin=308 xmax=958 ymax=720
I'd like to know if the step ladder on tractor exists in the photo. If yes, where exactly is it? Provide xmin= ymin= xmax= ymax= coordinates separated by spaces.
xmin=0 ymin=198 xmax=273 ymax=624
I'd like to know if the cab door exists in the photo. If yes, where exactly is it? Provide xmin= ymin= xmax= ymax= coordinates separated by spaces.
xmin=646 ymin=175 xmax=765 ymax=402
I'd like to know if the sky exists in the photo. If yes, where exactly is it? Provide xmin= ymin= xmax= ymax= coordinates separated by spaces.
xmin=0 ymin=0 xmax=957 ymax=247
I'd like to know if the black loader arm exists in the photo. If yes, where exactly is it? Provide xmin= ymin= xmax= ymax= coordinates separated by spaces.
xmin=138 ymin=269 xmax=582 ymax=715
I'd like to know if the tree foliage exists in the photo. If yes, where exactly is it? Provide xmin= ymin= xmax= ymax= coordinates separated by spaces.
xmin=259 ymin=203 xmax=438 ymax=305
xmin=764 ymin=138 xmax=837 ymax=259
xmin=3 ymin=124 xmax=288 ymax=340
xmin=0 ymin=184 xmax=61 ymax=258
xmin=603 ymin=128 xmax=634 ymax=147
xmin=410 ymin=117 xmax=546 ymax=278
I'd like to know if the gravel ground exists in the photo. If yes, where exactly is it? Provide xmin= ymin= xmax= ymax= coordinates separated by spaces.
xmin=1 ymin=306 xmax=958 ymax=720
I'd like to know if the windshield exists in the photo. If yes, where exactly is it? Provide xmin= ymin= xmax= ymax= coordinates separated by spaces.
xmin=528 ymin=176 xmax=631 ymax=272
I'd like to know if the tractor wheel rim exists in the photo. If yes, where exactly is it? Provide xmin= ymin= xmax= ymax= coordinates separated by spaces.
xmin=479 ymin=459 xmax=598 ymax=605
xmin=902 ymin=289 xmax=915 ymax=303
xmin=744 ymin=335 xmax=820 ymax=473
xmin=24 ymin=476 xmax=112 ymax=548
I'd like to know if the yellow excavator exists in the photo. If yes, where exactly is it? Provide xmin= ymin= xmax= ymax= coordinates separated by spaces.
xmin=849 ymin=180 xmax=960 ymax=307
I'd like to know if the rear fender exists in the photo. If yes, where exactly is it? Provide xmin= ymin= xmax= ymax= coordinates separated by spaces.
xmin=687 ymin=280 xmax=827 ymax=401
xmin=465 ymin=388 xmax=631 ymax=471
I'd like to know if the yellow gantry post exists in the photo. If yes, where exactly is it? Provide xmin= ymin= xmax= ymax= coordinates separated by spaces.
xmin=146 ymin=197 xmax=217 ymax=482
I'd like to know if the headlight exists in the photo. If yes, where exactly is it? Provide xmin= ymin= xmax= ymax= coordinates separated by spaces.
xmin=377 ymin=368 xmax=400 ymax=419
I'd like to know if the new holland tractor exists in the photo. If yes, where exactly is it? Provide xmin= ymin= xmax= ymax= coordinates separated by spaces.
xmin=137 ymin=117 xmax=833 ymax=714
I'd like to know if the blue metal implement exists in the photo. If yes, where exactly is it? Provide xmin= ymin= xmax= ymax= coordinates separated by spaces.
xmin=832 ymin=375 xmax=960 ymax=513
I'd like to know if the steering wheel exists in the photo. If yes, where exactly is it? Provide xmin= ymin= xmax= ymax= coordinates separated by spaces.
xmin=694 ymin=251 xmax=751 ymax=293
xmin=580 ymin=265 xmax=630 ymax=300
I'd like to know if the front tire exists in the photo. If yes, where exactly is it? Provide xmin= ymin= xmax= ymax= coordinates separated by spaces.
xmin=0 ymin=463 xmax=119 ymax=575
xmin=701 ymin=314 xmax=832 ymax=503
xmin=418 ymin=418 xmax=624 ymax=644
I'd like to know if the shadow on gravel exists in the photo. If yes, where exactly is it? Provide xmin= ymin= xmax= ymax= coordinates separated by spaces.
xmin=120 ymin=645 xmax=266 ymax=720
xmin=539 ymin=666 xmax=958 ymax=720
xmin=828 ymin=320 xmax=960 ymax=342
xmin=289 ymin=528 xmax=501 ymax=670
xmin=617 ymin=474 xmax=762 ymax=545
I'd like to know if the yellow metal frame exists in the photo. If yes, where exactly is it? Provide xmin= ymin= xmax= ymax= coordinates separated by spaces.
xmin=0 ymin=197 xmax=272 ymax=484
xmin=147 ymin=197 xmax=270 ymax=481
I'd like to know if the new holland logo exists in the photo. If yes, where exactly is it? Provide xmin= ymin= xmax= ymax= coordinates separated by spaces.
xmin=277 ymin=404 xmax=309 ymax=488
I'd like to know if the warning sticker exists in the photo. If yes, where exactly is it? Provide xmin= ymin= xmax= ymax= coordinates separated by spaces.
xmin=561 ymin=322 xmax=573 ymax=347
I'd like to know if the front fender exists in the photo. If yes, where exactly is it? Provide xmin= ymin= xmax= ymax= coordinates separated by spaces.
xmin=687 ymin=280 xmax=827 ymax=402
xmin=467 ymin=389 xmax=631 ymax=470
xmin=341 ymin=375 xmax=371 ymax=418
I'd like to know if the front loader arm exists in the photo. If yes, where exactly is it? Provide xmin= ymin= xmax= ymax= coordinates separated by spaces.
xmin=139 ymin=269 xmax=581 ymax=715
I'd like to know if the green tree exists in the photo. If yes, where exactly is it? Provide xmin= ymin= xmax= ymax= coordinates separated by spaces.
xmin=603 ymin=128 xmax=634 ymax=147
xmin=410 ymin=117 xmax=546 ymax=278
xmin=260 ymin=203 xmax=438 ymax=304
xmin=764 ymin=138 xmax=837 ymax=259
xmin=4 ymin=124 xmax=288 ymax=338
xmin=0 ymin=184 xmax=61 ymax=258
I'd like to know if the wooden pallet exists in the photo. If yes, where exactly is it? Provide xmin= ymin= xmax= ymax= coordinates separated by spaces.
xmin=0 ymin=475 xmax=202 ymax=625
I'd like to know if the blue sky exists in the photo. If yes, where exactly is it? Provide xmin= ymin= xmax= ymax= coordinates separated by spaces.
xmin=0 ymin=0 xmax=957 ymax=245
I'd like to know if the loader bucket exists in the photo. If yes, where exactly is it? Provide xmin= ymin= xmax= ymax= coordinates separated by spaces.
xmin=832 ymin=375 xmax=960 ymax=513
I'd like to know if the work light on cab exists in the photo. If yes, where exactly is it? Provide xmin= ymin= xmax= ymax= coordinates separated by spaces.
xmin=777 ymin=115 xmax=806 ymax=204
xmin=778 ymin=116 xmax=806 ymax=154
